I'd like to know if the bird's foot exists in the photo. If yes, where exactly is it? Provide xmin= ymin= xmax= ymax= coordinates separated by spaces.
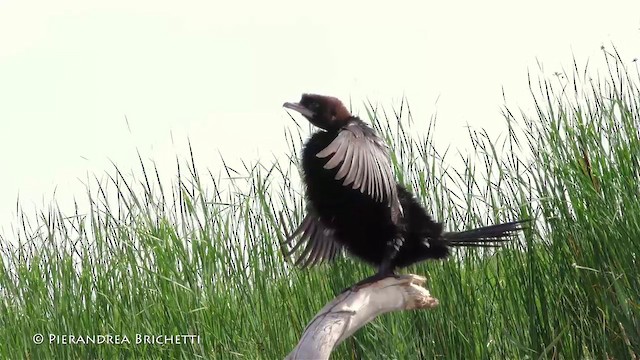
xmin=341 ymin=272 xmax=401 ymax=294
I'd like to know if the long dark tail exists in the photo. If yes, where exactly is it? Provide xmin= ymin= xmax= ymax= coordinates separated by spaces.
xmin=441 ymin=220 xmax=529 ymax=247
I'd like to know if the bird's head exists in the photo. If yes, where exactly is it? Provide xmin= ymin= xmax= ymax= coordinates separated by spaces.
xmin=283 ymin=94 xmax=352 ymax=130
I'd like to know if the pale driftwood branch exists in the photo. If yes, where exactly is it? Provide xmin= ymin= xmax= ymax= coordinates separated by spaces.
xmin=285 ymin=274 xmax=439 ymax=360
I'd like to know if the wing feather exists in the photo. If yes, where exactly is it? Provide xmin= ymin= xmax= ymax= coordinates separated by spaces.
xmin=315 ymin=121 xmax=403 ymax=222
xmin=282 ymin=209 xmax=343 ymax=268
xmin=335 ymin=143 xmax=354 ymax=179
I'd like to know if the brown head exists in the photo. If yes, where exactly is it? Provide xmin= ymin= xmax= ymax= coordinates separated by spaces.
xmin=283 ymin=94 xmax=352 ymax=130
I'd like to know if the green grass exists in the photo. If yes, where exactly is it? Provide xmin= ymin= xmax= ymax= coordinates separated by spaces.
xmin=1 ymin=47 xmax=639 ymax=359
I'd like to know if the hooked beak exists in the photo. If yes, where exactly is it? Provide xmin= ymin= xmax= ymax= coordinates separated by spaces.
xmin=283 ymin=102 xmax=314 ymax=119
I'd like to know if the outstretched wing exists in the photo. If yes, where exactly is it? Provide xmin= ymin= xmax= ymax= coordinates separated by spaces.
xmin=281 ymin=209 xmax=343 ymax=268
xmin=316 ymin=121 xmax=402 ymax=223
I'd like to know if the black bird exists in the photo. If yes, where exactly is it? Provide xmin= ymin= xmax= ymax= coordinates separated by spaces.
xmin=282 ymin=94 xmax=526 ymax=286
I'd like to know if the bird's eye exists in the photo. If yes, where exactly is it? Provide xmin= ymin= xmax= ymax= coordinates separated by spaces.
xmin=309 ymin=102 xmax=320 ymax=110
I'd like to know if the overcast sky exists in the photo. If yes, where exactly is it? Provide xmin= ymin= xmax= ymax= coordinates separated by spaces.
xmin=1 ymin=0 xmax=639 ymax=233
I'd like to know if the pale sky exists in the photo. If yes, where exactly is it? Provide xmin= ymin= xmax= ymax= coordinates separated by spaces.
xmin=1 ymin=0 xmax=639 ymax=234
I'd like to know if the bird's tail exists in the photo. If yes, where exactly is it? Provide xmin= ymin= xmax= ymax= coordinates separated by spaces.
xmin=441 ymin=220 xmax=528 ymax=247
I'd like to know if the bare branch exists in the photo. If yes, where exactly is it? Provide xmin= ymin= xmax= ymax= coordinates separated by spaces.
xmin=286 ymin=274 xmax=439 ymax=360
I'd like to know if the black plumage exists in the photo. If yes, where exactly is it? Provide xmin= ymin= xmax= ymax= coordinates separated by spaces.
xmin=282 ymin=94 xmax=525 ymax=284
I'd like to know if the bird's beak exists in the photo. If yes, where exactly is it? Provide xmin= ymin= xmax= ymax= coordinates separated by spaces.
xmin=283 ymin=102 xmax=314 ymax=119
